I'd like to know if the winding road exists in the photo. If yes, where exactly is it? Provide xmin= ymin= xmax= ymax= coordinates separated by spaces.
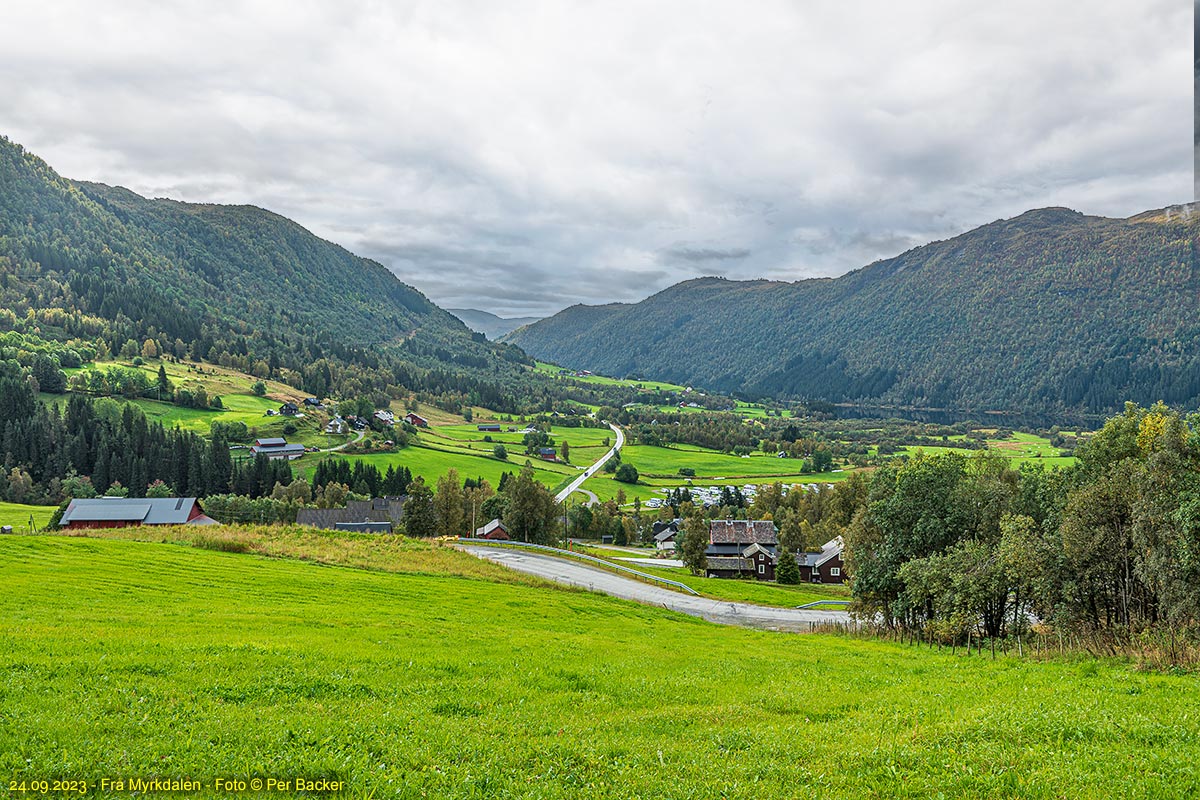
xmin=319 ymin=428 xmax=365 ymax=453
xmin=461 ymin=545 xmax=850 ymax=632
xmin=555 ymin=423 xmax=624 ymax=504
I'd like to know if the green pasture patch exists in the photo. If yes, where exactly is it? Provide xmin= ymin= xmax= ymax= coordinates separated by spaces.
xmin=2 ymin=535 xmax=1198 ymax=799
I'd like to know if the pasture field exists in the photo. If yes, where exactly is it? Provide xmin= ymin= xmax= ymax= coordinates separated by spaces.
xmin=3 ymin=533 xmax=1199 ymax=799
xmin=583 ymin=442 xmax=847 ymax=503
xmin=57 ymin=358 xmax=351 ymax=448
xmin=896 ymin=431 xmax=1076 ymax=469
xmin=621 ymin=443 xmax=819 ymax=479
xmin=581 ymin=470 xmax=850 ymax=504
xmin=427 ymin=423 xmax=613 ymax=462
xmin=0 ymin=501 xmax=56 ymax=532
xmin=309 ymin=443 xmax=577 ymax=491
xmin=533 ymin=360 xmax=687 ymax=392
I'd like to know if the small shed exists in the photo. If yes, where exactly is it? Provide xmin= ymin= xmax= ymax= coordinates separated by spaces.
xmin=475 ymin=518 xmax=510 ymax=540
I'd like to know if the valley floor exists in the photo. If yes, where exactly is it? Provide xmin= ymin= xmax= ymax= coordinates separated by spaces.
xmin=2 ymin=532 xmax=1197 ymax=799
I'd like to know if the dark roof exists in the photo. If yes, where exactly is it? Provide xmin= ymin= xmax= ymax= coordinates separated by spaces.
xmin=653 ymin=528 xmax=679 ymax=543
xmin=296 ymin=497 xmax=406 ymax=530
xmin=709 ymin=520 xmax=778 ymax=546
xmin=742 ymin=542 xmax=775 ymax=559
xmin=250 ymin=443 xmax=306 ymax=457
xmin=651 ymin=519 xmax=682 ymax=535
xmin=255 ymin=438 xmax=287 ymax=447
xmin=706 ymin=556 xmax=751 ymax=572
xmin=475 ymin=518 xmax=508 ymax=536
xmin=335 ymin=521 xmax=393 ymax=533
xmin=61 ymin=497 xmax=201 ymax=525
xmin=799 ymin=537 xmax=844 ymax=568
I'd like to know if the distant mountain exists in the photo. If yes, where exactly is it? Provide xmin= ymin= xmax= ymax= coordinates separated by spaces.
xmin=0 ymin=135 xmax=532 ymax=405
xmin=508 ymin=205 xmax=1200 ymax=414
xmin=448 ymin=308 xmax=542 ymax=340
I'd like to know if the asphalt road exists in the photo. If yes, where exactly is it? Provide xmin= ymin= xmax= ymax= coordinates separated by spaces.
xmin=555 ymin=423 xmax=625 ymax=503
xmin=461 ymin=546 xmax=850 ymax=632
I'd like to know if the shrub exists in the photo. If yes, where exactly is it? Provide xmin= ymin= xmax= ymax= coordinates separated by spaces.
xmin=615 ymin=463 xmax=639 ymax=484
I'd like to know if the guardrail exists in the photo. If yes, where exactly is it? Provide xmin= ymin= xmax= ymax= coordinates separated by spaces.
xmin=795 ymin=600 xmax=851 ymax=609
xmin=456 ymin=537 xmax=700 ymax=596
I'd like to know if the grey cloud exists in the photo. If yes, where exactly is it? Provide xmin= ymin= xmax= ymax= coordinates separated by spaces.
xmin=664 ymin=247 xmax=752 ymax=263
xmin=0 ymin=0 xmax=1190 ymax=317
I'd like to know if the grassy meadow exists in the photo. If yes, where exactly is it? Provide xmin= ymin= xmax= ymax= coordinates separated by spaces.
xmin=0 ymin=501 xmax=57 ymax=532
xmin=2 ymin=532 xmax=1198 ymax=799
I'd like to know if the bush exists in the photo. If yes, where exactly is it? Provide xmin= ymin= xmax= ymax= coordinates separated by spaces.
xmin=615 ymin=463 xmax=639 ymax=484
xmin=493 ymin=444 xmax=508 ymax=460
xmin=251 ymin=380 xmax=267 ymax=396
xmin=678 ymin=467 xmax=695 ymax=477
xmin=282 ymin=422 xmax=297 ymax=436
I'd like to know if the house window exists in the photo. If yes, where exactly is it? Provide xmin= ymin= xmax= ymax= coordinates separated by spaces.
xmin=830 ymin=567 xmax=841 ymax=576
xmin=758 ymin=564 xmax=765 ymax=574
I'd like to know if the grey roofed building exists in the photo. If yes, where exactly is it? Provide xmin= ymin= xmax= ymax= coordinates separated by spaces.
xmin=798 ymin=537 xmax=844 ymax=569
xmin=709 ymin=519 xmax=778 ymax=545
xmin=60 ymin=497 xmax=218 ymax=527
xmin=335 ymin=521 xmax=393 ymax=533
xmin=295 ymin=497 xmax=406 ymax=531
xmin=706 ymin=519 xmax=778 ymax=557
xmin=705 ymin=556 xmax=751 ymax=573
xmin=474 ymin=518 xmax=510 ymax=539
xmin=254 ymin=437 xmax=287 ymax=447
xmin=249 ymin=442 xmax=306 ymax=459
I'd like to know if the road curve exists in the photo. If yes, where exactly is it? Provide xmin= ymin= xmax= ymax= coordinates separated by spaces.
xmin=460 ymin=546 xmax=850 ymax=632
xmin=318 ymin=428 xmax=366 ymax=453
xmin=555 ymin=423 xmax=625 ymax=503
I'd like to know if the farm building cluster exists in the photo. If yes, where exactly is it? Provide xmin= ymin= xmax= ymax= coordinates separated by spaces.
xmin=653 ymin=518 xmax=846 ymax=583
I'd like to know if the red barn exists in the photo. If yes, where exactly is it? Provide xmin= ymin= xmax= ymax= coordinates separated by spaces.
xmin=59 ymin=497 xmax=218 ymax=529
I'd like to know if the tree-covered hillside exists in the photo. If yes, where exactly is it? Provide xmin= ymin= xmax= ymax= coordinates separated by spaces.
xmin=0 ymin=135 xmax=536 ymax=409
xmin=508 ymin=205 xmax=1200 ymax=414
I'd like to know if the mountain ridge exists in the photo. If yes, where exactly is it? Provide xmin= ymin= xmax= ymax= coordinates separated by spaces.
xmin=507 ymin=203 xmax=1200 ymax=413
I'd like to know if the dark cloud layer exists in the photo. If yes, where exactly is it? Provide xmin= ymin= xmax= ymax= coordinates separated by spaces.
xmin=0 ymin=1 xmax=1190 ymax=316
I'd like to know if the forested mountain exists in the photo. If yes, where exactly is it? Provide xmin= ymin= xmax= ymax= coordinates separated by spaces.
xmin=447 ymin=308 xmax=542 ymax=340
xmin=508 ymin=205 xmax=1200 ymax=414
xmin=0 ymin=135 xmax=539 ymax=409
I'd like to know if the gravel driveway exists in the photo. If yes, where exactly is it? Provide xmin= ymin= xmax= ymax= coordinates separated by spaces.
xmin=460 ymin=546 xmax=850 ymax=632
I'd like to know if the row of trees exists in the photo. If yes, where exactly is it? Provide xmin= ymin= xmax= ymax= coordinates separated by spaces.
xmin=401 ymin=467 xmax=560 ymax=544
xmin=844 ymin=402 xmax=1200 ymax=643
xmin=0 ymin=373 xmax=293 ymax=505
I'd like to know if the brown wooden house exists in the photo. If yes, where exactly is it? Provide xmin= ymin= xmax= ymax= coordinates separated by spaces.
xmin=797 ymin=537 xmax=847 ymax=584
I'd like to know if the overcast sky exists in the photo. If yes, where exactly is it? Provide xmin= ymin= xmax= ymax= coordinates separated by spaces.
xmin=0 ymin=1 xmax=1191 ymax=317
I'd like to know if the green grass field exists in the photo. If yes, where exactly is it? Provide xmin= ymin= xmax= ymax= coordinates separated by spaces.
xmin=533 ymin=361 xmax=687 ymax=392
xmin=582 ymin=442 xmax=848 ymax=503
xmin=897 ymin=431 xmax=1077 ymax=470
xmin=0 ymin=501 xmax=57 ymax=532
xmin=3 ymin=533 xmax=1198 ymax=798
xmin=310 ymin=444 xmax=578 ymax=492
